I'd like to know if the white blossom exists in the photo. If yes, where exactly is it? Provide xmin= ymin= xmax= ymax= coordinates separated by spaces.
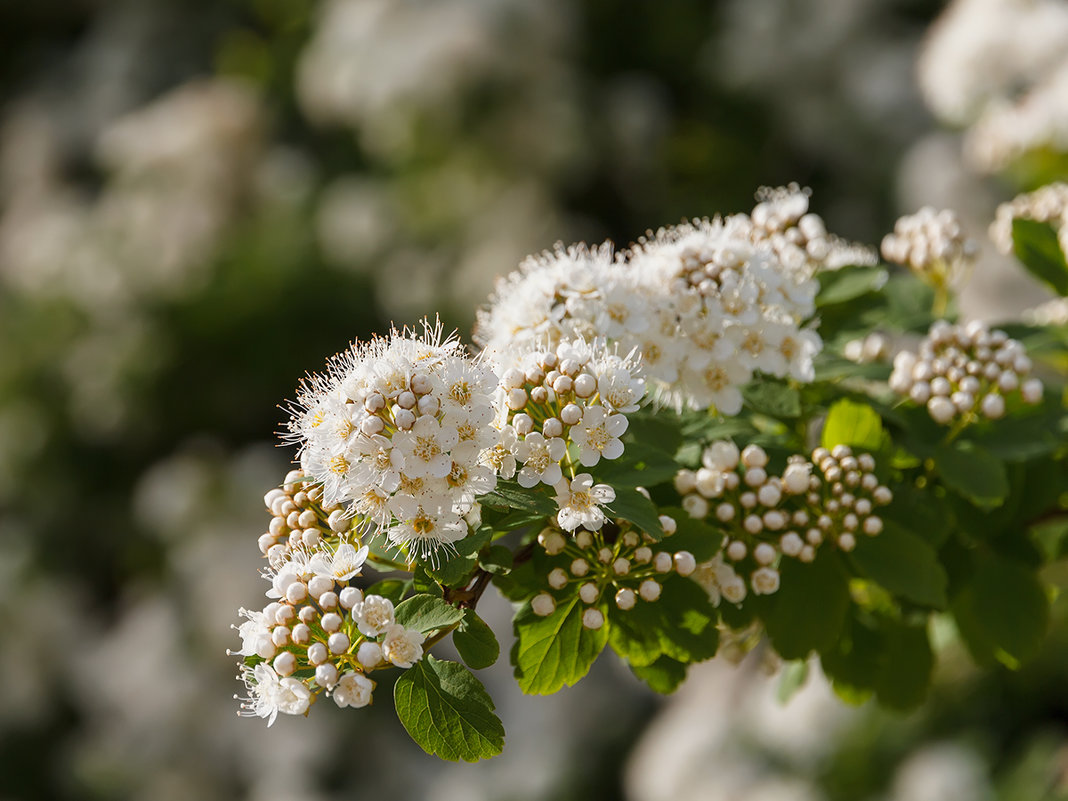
xmin=381 ymin=623 xmax=426 ymax=669
xmin=553 ymin=473 xmax=616 ymax=532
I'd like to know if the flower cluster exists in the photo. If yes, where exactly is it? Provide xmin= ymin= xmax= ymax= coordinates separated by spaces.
xmin=488 ymin=338 xmax=643 ymax=530
xmin=629 ymin=214 xmax=822 ymax=411
xmin=259 ymin=470 xmax=350 ymax=564
xmin=473 ymin=243 xmax=650 ymax=364
xmin=530 ymin=509 xmax=694 ymax=629
xmin=881 ymin=207 xmax=978 ymax=290
xmin=233 ymin=574 xmax=427 ymax=725
xmin=677 ymin=442 xmax=891 ymax=602
xmin=989 ymin=182 xmax=1068 ymax=260
xmin=741 ymin=183 xmax=878 ymax=274
xmin=474 ymin=187 xmax=875 ymax=414
xmin=289 ymin=322 xmax=498 ymax=562
xmin=889 ymin=320 xmax=1044 ymax=425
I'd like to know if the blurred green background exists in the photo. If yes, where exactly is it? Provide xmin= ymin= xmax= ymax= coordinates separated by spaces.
xmin=1 ymin=1 xmax=1066 ymax=799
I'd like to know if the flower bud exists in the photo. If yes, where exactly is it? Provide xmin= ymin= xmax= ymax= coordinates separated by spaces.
xmin=582 ymin=608 xmax=605 ymax=630
xmin=579 ymin=583 xmax=599 ymax=604
xmin=634 ymin=546 xmax=652 ymax=564
xmin=308 ymin=642 xmax=328 ymax=665
xmin=726 ymin=540 xmax=747 ymax=561
xmin=357 ymin=640 xmax=383 ymax=669
xmin=274 ymin=651 xmax=297 ymax=676
xmin=315 ymin=662 xmax=339 ymax=688
xmin=615 ymin=588 xmax=636 ymax=610
xmin=673 ymin=551 xmax=696 ymax=576
xmin=339 ymin=586 xmax=363 ymax=609
xmin=639 ymin=579 xmax=662 ymax=602
xmin=328 ymin=632 xmax=350 ymax=654
xmin=653 ymin=551 xmax=673 ymax=572
xmin=542 ymin=417 xmax=563 ymax=438
xmin=548 ymin=568 xmax=568 ymax=589
xmin=560 ymin=403 xmax=583 ymax=425
xmin=532 ymin=593 xmax=556 ymax=617
xmin=321 ymin=612 xmax=342 ymax=633
xmin=570 ymin=558 xmax=589 ymax=577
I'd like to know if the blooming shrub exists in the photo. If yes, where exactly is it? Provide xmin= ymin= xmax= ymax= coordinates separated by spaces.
xmin=231 ymin=185 xmax=1068 ymax=762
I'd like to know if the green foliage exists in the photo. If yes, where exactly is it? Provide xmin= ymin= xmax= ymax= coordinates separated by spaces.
xmin=850 ymin=521 xmax=948 ymax=609
xmin=630 ymin=656 xmax=689 ymax=694
xmin=932 ymin=441 xmax=1010 ymax=509
xmin=394 ymin=656 xmax=505 ymax=762
xmin=743 ymin=378 xmax=803 ymax=419
xmin=821 ymin=399 xmax=885 ymax=452
xmin=609 ymin=488 xmax=665 ymax=538
xmin=593 ymin=441 xmax=680 ymax=488
xmin=511 ymin=595 xmax=610 ymax=695
xmin=816 ymin=265 xmax=889 ymax=308
xmin=952 ymin=551 xmax=1050 ymax=668
xmin=453 ymin=610 xmax=500 ymax=670
xmin=763 ymin=553 xmax=851 ymax=659
xmin=607 ymin=576 xmax=720 ymax=667
xmin=1012 ymin=218 xmax=1068 ymax=296
xmin=394 ymin=594 xmax=465 ymax=634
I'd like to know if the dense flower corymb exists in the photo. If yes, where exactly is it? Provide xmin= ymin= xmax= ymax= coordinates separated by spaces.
xmin=288 ymin=322 xmax=499 ymax=562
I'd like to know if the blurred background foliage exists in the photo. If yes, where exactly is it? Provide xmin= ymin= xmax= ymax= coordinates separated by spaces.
xmin=1 ymin=0 xmax=1066 ymax=799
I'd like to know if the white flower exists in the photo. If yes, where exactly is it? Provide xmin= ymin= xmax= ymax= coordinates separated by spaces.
xmin=387 ymin=494 xmax=467 ymax=560
xmin=309 ymin=542 xmax=370 ymax=583
xmin=276 ymin=676 xmax=312 ymax=718
xmin=236 ymin=663 xmax=310 ymax=726
xmin=393 ymin=415 xmax=457 ymax=480
xmin=595 ymin=354 xmax=646 ymax=413
xmin=332 ymin=671 xmax=375 ymax=708
xmin=481 ymin=425 xmax=519 ymax=479
xmin=353 ymin=595 xmax=395 ymax=637
xmin=515 ymin=432 xmax=566 ymax=488
xmin=570 ymin=406 xmax=628 ymax=467
xmin=381 ymin=623 xmax=426 ymax=668
xmin=553 ymin=473 xmax=616 ymax=532
xmin=751 ymin=567 xmax=781 ymax=595
xmin=233 ymin=607 xmax=272 ymax=658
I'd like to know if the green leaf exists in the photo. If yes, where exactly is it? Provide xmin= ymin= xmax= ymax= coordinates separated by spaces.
xmin=881 ymin=484 xmax=955 ymax=548
xmin=365 ymin=579 xmax=410 ymax=605
xmin=932 ymin=441 xmax=1009 ymax=509
xmin=821 ymin=399 xmax=884 ymax=452
xmin=607 ymin=576 xmax=719 ymax=667
xmin=593 ymin=442 xmax=680 ymax=488
xmin=512 ymin=595 xmax=609 ymax=695
xmin=630 ymin=656 xmax=688 ymax=694
xmin=426 ymin=528 xmax=491 ymax=587
xmin=1012 ymin=218 xmax=1068 ymax=296
xmin=609 ymin=488 xmax=665 ymax=538
xmin=479 ymin=545 xmax=513 ymax=575
xmin=394 ymin=594 xmax=464 ymax=634
xmin=625 ymin=412 xmax=684 ymax=456
xmin=453 ymin=610 xmax=500 ymax=670
xmin=482 ymin=482 xmax=557 ymax=516
xmin=764 ymin=553 xmax=851 ymax=660
xmin=393 ymin=656 xmax=505 ymax=762
xmin=850 ymin=520 xmax=948 ymax=608
xmin=743 ymin=379 xmax=802 ymax=419
xmin=952 ymin=551 xmax=1050 ymax=668
xmin=874 ymin=622 xmax=933 ymax=710
xmin=816 ymin=264 xmax=889 ymax=307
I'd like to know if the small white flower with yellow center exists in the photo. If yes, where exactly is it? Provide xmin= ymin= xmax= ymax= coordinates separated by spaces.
xmin=393 ymin=416 xmax=457 ymax=480
xmin=481 ymin=425 xmax=519 ymax=479
xmin=353 ymin=595 xmax=396 ymax=637
xmin=515 ymin=432 xmax=566 ymax=488
xmin=309 ymin=542 xmax=370 ymax=584
xmin=570 ymin=406 xmax=628 ymax=467
xmin=554 ymin=473 xmax=616 ymax=532
xmin=387 ymin=494 xmax=466 ymax=560
xmin=333 ymin=672 xmax=375 ymax=708
xmin=381 ymin=623 xmax=426 ymax=669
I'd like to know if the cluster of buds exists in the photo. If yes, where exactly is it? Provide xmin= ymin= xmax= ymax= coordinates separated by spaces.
xmin=843 ymin=332 xmax=891 ymax=364
xmin=881 ymin=207 xmax=979 ymax=289
xmin=487 ymin=338 xmax=644 ymax=531
xmin=743 ymin=183 xmax=878 ymax=273
xmin=676 ymin=441 xmax=891 ymax=602
xmin=232 ymin=540 xmax=428 ymax=726
xmin=259 ymin=470 xmax=350 ymax=564
xmin=889 ymin=320 xmax=1043 ymax=425
xmin=529 ymin=508 xmax=694 ymax=630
